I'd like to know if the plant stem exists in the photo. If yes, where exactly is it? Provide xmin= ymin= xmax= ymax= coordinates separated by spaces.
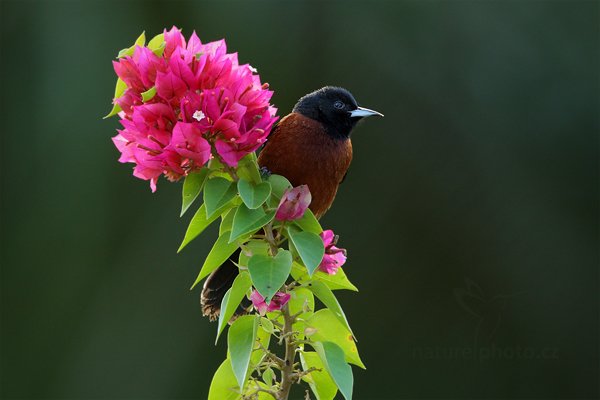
xmin=277 ymin=303 xmax=297 ymax=400
xmin=264 ymin=222 xmax=279 ymax=255
xmin=256 ymin=339 xmax=285 ymax=369
xmin=219 ymin=154 xmax=307 ymax=399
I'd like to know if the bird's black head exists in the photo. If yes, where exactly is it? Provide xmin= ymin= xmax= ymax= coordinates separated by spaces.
xmin=292 ymin=86 xmax=383 ymax=140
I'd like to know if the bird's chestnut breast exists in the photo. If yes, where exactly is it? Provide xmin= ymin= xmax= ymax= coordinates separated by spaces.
xmin=257 ymin=113 xmax=353 ymax=219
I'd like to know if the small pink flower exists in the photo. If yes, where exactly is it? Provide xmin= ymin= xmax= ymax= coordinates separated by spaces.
xmin=155 ymin=70 xmax=187 ymax=103
xmin=112 ymin=58 xmax=145 ymax=92
xmin=275 ymin=185 xmax=311 ymax=221
xmin=114 ymin=89 xmax=142 ymax=117
xmin=318 ymin=230 xmax=347 ymax=275
xmin=163 ymin=26 xmax=186 ymax=59
xmin=132 ymin=46 xmax=166 ymax=88
xmin=168 ymin=47 xmax=197 ymax=89
xmin=168 ymin=122 xmax=211 ymax=167
xmin=250 ymin=290 xmax=290 ymax=316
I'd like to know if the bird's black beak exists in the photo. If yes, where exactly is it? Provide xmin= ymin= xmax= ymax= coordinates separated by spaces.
xmin=349 ymin=106 xmax=384 ymax=118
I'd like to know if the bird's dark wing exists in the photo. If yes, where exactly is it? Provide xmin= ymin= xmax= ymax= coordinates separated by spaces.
xmin=201 ymin=250 xmax=251 ymax=321
xmin=340 ymin=170 xmax=349 ymax=184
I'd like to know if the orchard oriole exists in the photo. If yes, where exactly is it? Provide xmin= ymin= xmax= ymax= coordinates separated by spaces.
xmin=201 ymin=86 xmax=383 ymax=320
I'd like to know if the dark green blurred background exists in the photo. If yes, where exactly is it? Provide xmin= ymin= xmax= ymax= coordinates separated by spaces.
xmin=1 ymin=1 xmax=598 ymax=399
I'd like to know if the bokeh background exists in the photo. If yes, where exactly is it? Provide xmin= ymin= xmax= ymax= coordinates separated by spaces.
xmin=1 ymin=1 xmax=598 ymax=399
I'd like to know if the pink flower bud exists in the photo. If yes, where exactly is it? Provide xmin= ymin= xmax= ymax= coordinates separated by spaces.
xmin=275 ymin=185 xmax=312 ymax=221
xmin=250 ymin=290 xmax=291 ymax=316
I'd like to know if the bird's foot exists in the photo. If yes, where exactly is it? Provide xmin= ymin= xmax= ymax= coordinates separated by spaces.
xmin=260 ymin=166 xmax=272 ymax=180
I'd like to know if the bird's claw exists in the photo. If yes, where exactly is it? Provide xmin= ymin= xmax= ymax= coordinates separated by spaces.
xmin=260 ymin=166 xmax=272 ymax=180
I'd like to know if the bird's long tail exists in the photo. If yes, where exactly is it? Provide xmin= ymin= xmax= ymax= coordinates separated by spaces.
xmin=200 ymin=248 xmax=251 ymax=321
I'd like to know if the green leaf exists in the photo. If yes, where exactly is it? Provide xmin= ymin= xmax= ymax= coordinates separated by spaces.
xmin=209 ymin=171 xmax=233 ymax=180
xmin=291 ymin=262 xmax=358 ymax=292
xmin=236 ymin=155 xmax=262 ymax=184
xmin=289 ymin=287 xmax=315 ymax=342
xmin=153 ymin=45 xmax=166 ymax=56
xmin=219 ymin=208 xmax=236 ymax=235
xmin=228 ymin=315 xmax=259 ymax=390
xmin=178 ymin=202 xmax=233 ymax=252
xmin=207 ymin=359 xmax=240 ymax=400
xmin=208 ymin=157 xmax=225 ymax=171
xmin=141 ymin=86 xmax=157 ymax=102
xmin=287 ymin=228 xmax=324 ymax=276
xmin=152 ymin=42 xmax=166 ymax=56
xmin=308 ymin=281 xmax=355 ymax=338
xmin=247 ymin=250 xmax=292 ymax=303
xmin=259 ymin=317 xmax=274 ymax=334
xmin=300 ymin=351 xmax=338 ymax=400
xmin=262 ymin=367 xmax=274 ymax=387
xmin=117 ymin=31 xmax=146 ymax=58
xmin=147 ymin=33 xmax=164 ymax=51
xmin=103 ymin=78 xmax=127 ymax=119
xmin=288 ymin=287 xmax=315 ymax=319
xmin=113 ymin=77 xmax=127 ymax=98
xmin=191 ymin=231 xmax=241 ymax=289
xmin=306 ymin=310 xmax=365 ymax=369
xmin=313 ymin=341 xmax=353 ymax=400
xmin=294 ymin=209 xmax=323 ymax=234
xmin=134 ymin=31 xmax=146 ymax=46
xmin=181 ymin=168 xmax=209 ymax=217
xmin=216 ymin=272 xmax=252 ymax=342
xmin=204 ymin=177 xmax=237 ymax=219
xmin=315 ymin=268 xmax=358 ymax=292
xmin=103 ymin=103 xmax=122 ymax=119
xmin=251 ymin=323 xmax=271 ymax=366
xmin=239 ymin=240 xmax=270 ymax=266
xmin=117 ymin=48 xmax=131 ymax=58
xmin=237 ymin=179 xmax=271 ymax=209
xmin=229 ymin=205 xmax=275 ymax=243
xmin=267 ymin=174 xmax=292 ymax=198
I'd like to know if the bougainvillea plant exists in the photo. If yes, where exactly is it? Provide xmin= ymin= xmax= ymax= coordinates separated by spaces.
xmin=106 ymin=27 xmax=363 ymax=400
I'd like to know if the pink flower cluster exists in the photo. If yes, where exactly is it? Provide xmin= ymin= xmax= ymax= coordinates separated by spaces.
xmin=319 ymin=230 xmax=347 ymax=275
xmin=111 ymin=27 xmax=278 ymax=191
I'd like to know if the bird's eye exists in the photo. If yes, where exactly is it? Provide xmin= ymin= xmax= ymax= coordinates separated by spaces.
xmin=333 ymin=100 xmax=345 ymax=109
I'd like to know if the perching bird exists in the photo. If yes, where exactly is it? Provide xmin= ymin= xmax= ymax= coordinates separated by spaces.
xmin=201 ymin=86 xmax=383 ymax=320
